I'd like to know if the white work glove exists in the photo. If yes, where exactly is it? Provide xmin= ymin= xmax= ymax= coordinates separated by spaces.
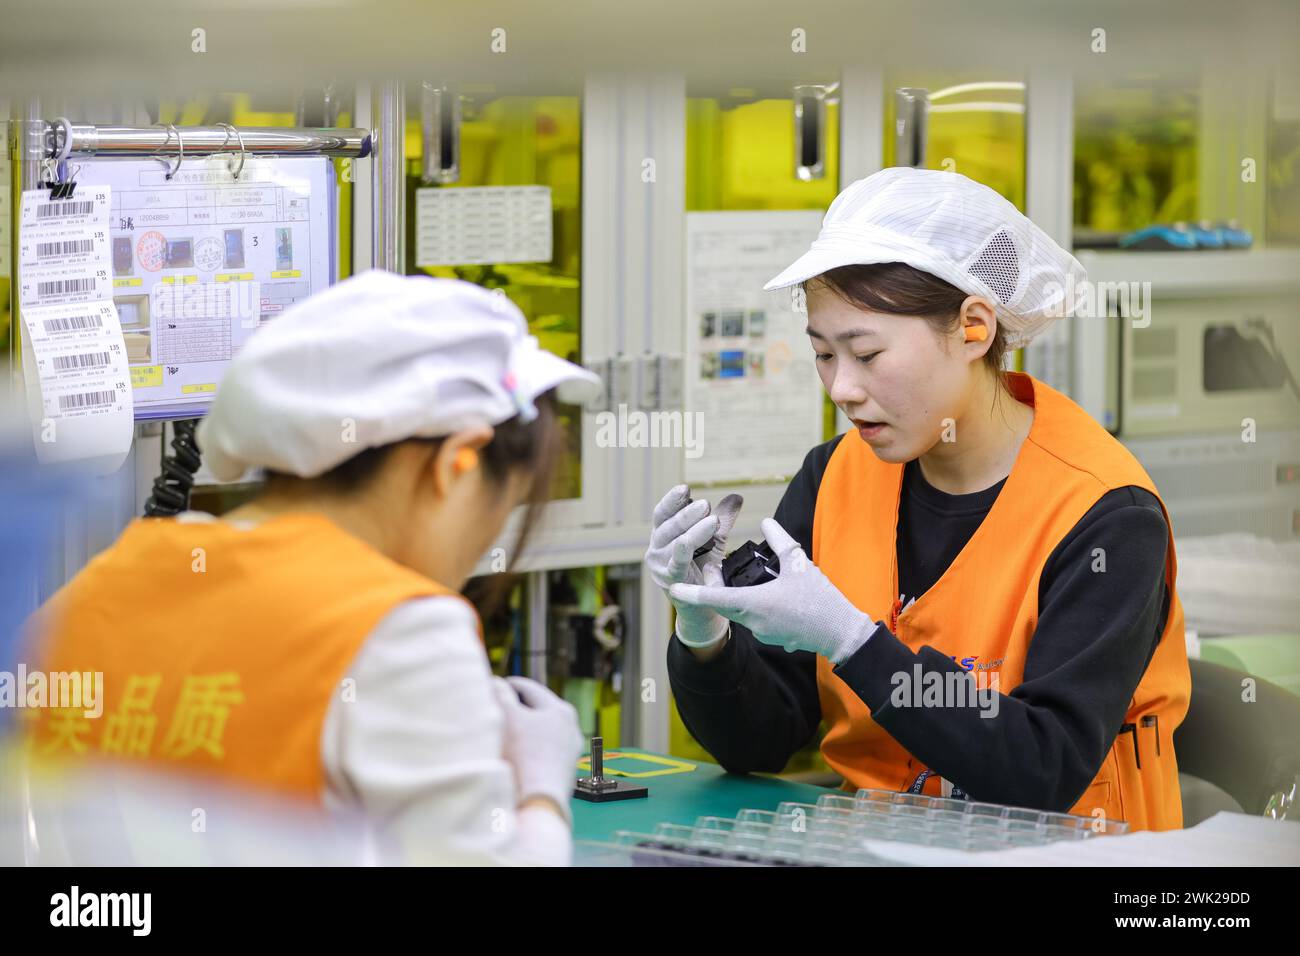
xmin=644 ymin=484 xmax=744 ymax=649
xmin=491 ymin=676 xmax=585 ymax=825
xmin=669 ymin=518 xmax=879 ymax=665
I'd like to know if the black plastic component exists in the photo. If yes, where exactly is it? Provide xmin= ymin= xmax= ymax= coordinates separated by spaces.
xmin=721 ymin=540 xmax=780 ymax=588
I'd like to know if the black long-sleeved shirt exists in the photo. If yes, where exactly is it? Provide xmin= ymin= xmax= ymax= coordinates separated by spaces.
xmin=667 ymin=433 xmax=1172 ymax=812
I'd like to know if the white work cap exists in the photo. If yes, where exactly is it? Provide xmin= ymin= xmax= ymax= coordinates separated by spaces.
xmin=197 ymin=269 xmax=602 ymax=481
xmin=764 ymin=167 xmax=1087 ymax=349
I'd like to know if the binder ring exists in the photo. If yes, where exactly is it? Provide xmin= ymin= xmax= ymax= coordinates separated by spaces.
xmin=217 ymin=122 xmax=247 ymax=180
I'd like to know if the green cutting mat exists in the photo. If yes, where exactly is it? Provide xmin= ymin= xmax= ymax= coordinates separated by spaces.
xmin=571 ymin=748 xmax=834 ymax=843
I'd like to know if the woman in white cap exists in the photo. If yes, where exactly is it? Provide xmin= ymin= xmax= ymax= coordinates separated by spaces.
xmin=27 ymin=269 xmax=603 ymax=864
xmin=650 ymin=168 xmax=1190 ymax=831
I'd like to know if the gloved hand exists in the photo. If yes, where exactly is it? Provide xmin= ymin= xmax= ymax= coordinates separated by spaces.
xmin=669 ymin=518 xmax=879 ymax=665
xmin=491 ymin=676 xmax=585 ymax=824
xmin=644 ymin=484 xmax=744 ymax=648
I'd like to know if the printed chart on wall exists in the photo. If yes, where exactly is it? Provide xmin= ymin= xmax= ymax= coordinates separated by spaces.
xmin=414 ymin=186 xmax=552 ymax=266
xmin=80 ymin=156 xmax=334 ymax=419
xmin=684 ymin=210 xmax=824 ymax=485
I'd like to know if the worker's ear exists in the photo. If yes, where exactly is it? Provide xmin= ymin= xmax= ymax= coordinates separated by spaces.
xmin=429 ymin=426 xmax=495 ymax=499
xmin=957 ymin=296 xmax=997 ymax=357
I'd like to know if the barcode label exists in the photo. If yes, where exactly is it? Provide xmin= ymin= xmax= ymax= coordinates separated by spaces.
xmin=41 ymin=313 xmax=104 ymax=333
xmin=57 ymin=389 xmax=117 ymax=411
xmin=36 ymin=200 xmax=95 ymax=219
xmin=37 ymin=239 xmax=94 ymax=259
xmin=36 ymin=277 xmax=95 ymax=297
xmin=51 ymin=351 xmax=112 ymax=371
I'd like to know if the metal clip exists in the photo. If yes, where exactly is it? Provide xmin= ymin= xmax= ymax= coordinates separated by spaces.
xmin=217 ymin=122 xmax=247 ymax=180
xmin=156 ymin=123 xmax=185 ymax=180
xmin=43 ymin=117 xmax=79 ymax=198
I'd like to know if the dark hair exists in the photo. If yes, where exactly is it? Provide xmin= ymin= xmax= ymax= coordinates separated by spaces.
xmin=263 ymin=389 xmax=562 ymax=615
xmin=807 ymin=262 xmax=1012 ymax=401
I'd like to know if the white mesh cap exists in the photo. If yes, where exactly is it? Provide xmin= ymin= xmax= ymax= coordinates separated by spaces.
xmin=196 ymin=270 xmax=602 ymax=481
xmin=763 ymin=167 xmax=1087 ymax=349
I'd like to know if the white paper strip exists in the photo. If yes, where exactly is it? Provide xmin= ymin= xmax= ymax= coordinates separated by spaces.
xmin=18 ymin=188 xmax=133 ymax=473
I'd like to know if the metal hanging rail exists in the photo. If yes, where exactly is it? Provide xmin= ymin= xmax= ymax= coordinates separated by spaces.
xmin=10 ymin=99 xmax=393 ymax=377
xmin=42 ymin=124 xmax=372 ymax=159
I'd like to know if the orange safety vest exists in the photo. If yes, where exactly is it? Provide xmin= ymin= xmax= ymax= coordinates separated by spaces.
xmin=25 ymin=512 xmax=477 ymax=800
xmin=813 ymin=371 xmax=1189 ymax=831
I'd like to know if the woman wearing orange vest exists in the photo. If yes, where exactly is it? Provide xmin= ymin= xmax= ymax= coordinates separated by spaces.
xmin=653 ymin=168 xmax=1190 ymax=831
xmin=26 ymin=269 xmax=602 ymax=864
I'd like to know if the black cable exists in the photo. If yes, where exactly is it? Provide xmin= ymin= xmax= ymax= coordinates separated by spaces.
xmin=1248 ymin=319 xmax=1300 ymax=406
xmin=143 ymin=419 xmax=202 ymax=517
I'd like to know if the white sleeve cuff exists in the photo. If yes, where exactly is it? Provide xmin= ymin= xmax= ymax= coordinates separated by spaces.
xmin=674 ymin=612 xmax=730 ymax=650
xmin=320 ymin=596 xmax=571 ymax=865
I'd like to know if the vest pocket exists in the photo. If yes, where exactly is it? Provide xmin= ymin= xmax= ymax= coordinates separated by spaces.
xmin=1112 ymin=730 xmax=1143 ymax=829
xmin=1072 ymin=778 xmax=1112 ymax=823
xmin=1072 ymin=748 xmax=1125 ymax=831
xmin=1112 ymin=717 xmax=1178 ymax=831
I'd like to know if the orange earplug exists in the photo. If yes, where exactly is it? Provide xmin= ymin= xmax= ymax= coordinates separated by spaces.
xmin=453 ymin=447 xmax=480 ymax=473
xmin=964 ymin=325 xmax=989 ymax=343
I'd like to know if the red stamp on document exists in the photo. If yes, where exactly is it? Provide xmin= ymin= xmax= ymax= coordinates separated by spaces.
xmin=136 ymin=231 xmax=166 ymax=272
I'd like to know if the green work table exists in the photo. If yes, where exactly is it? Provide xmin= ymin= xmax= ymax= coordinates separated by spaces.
xmin=571 ymin=747 xmax=834 ymax=843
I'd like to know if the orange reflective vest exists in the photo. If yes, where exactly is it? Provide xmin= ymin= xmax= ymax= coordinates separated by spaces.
xmin=813 ymin=371 xmax=1189 ymax=831
xmin=26 ymin=513 xmax=473 ymax=799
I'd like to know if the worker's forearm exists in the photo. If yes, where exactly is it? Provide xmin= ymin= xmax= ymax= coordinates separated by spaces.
xmin=832 ymin=625 xmax=1116 ymax=811
xmin=667 ymin=626 xmax=821 ymax=774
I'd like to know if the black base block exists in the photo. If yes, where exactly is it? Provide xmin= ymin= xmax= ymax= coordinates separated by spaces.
xmin=573 ymin=780 xmax=649 ymax=802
